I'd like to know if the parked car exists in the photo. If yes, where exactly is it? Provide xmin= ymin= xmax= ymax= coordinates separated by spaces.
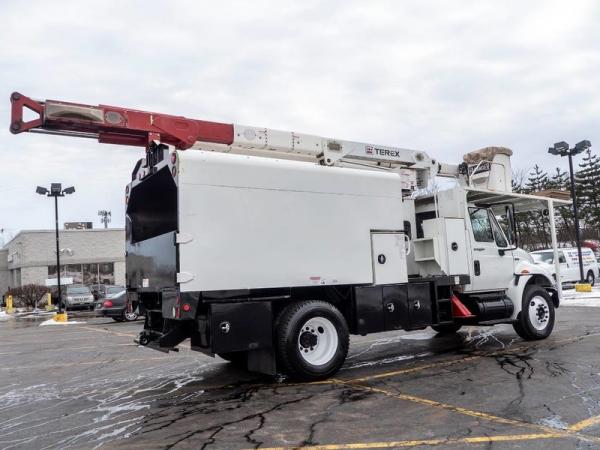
xmin=90 ymin=284 xmax=125 ymax=300
xmin=62 ymin=284 xmax=95 ymax=310
xmin=94 ymin=290 xmax=139 ymax=322
xmin=531 ymin=247 xmax=599 ymax=286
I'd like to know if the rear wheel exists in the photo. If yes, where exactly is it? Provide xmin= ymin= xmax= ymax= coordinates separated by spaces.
xmin=432 ymin=323 xmax=462 ymax=334
xmin=586 ymin=270 xmax=595 ymax=286
xmin=513 ymin=285 xmax=555 ymax=340
xmin=276 ymin=300 xmax=349 ymax=381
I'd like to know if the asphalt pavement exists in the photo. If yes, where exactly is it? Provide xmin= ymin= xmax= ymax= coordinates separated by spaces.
xmin=2 ymin=304 xmax=600 ymax=449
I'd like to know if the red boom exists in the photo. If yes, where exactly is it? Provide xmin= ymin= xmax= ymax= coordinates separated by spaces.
xmin=9 ymin=92 xmax=234 ymax=150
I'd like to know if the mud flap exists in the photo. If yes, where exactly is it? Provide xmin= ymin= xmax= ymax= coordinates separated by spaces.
xmin=247 ymin=348 xmax=277 ymax=375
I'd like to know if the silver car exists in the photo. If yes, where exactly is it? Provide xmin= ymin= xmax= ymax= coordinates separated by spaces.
xmin=65 ymin=284 xmax=95 ymax=310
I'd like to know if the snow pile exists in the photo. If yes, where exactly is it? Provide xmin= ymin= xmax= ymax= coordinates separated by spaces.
xmin=0 ymin=311 xmax=14 ymax=321
xmin=39 ymin=318 xmax=86 ymax=326
xmin=562 ymin=286 xmax=600 ymax=307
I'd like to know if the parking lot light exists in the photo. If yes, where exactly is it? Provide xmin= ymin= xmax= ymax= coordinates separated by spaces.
xmin=548 ymin=140 xmax=592 ymax=289
xmin=36 ymin=183 xmax=75 ymax=321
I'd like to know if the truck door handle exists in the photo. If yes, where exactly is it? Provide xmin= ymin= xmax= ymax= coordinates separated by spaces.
xmin=474 ymin=248 xmax=485 ymax=252
xmin=474 ymin=260 xmax=481 ymax=276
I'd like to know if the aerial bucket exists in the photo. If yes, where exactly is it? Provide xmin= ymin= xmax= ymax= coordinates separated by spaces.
xmin=463 ymin=146 xmax=513 ymax=192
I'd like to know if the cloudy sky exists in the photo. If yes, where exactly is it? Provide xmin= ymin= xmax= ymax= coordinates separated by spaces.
xmin=0 ymin=0 xmax=599 ymax=241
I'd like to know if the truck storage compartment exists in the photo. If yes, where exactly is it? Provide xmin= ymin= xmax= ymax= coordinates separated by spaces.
xmin=354 ymin=282 xmax=434 ymax=334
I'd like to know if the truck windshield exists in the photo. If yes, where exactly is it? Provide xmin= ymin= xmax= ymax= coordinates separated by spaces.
xmin=533 ymin=252 xmax=554 ymax=263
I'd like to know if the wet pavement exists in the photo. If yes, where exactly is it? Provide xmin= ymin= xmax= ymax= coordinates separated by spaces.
xmin=2 ymin=306 xmax=600 ymax=449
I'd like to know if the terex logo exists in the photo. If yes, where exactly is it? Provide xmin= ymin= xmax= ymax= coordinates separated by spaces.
xmin=365 ymin=146 xmax=400 ymax=158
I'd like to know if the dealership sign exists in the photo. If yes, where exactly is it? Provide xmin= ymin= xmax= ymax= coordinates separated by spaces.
xmin=45 ymin=277 xmax=74 ymax=287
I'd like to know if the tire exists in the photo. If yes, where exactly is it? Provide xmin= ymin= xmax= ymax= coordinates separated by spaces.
xmin=276 ymin=300 xmax=349 ymax=381
xmin=513 ymin=285 xmax=555 ymax=340
xmin=218 ymin=351 xmax=248 ymax=367
xmin=432 ymin=323 xmax=462 ymax=334
xmin=586 ymin=270 xmax=595 ymax=286
xmin=123 ymin=310 xmax=139 ymax=322
xmin=112 ymin=317 xmax=124 ymax=322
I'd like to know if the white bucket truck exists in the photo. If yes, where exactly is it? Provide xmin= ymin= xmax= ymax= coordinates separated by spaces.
xmin=10 ymin=92 xmax=569 ymax=380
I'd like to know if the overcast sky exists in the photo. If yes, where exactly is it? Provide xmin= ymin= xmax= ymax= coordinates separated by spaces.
xmin=0 ymin=0 xmax=599 ymax=241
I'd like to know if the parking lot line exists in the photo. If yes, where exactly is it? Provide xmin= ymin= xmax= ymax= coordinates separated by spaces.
xmin=0 ymin=343 xmax=133 ymax=355
xmin=253 ymin=432 xmax=566 ymax=449
xmin=330 ymin=380 xmax=600 ymax=444
xmin=569 ymin=414 xmax=600 ymax=431
xmin=76 ymin=325 xmax=138 ymax=338
xmin=344 ymin=332 xmax=600 ymax=384
xmin=344 ymin=355 xmax=482 ymax=383
xmin=0 ymin=356 xmax=176 ymax=371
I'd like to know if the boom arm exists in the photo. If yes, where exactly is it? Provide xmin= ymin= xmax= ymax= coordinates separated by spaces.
xmin=10 ymin=92 xmax=457 ymax=187
xmin=10 ymin=92 xmax=233 ymax=149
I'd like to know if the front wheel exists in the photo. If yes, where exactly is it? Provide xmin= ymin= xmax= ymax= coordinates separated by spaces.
xmin=513 ymin=285 xmax=555 ymax=340
xmin=276 ymin=301 xmax=349 ymax=381
xmin=586 ymin=270 xmax=595 ymax=286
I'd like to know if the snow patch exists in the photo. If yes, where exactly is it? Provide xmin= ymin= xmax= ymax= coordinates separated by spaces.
xmin=562 ymin=286 xmax=600 ymax=307
xmin=0 ymin=311 xmax=14 ymax=321
xmin=344 ymin=352 xmax=432 ymax=369
xmin=39 ymin=318 xmax=86 ymax=326
xmin=537 ymin=415 xmax=568 ymax=429
xmin=399 ymin=331 xmax=436 ymax=340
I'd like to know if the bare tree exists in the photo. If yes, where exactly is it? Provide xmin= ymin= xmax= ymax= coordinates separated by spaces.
xmin=9 ymin=284 xmax=49 ymax=309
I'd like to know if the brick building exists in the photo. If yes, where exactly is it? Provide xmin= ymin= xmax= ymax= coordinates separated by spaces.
xmin=0 ymin=229 xmax=125 ymax=295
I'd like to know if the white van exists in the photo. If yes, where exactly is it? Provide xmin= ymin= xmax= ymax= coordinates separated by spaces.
xmin=531 ymin=247 xmax=599 ymax=286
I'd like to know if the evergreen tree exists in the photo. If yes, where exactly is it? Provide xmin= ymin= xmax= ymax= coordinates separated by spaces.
xmin=548 ymin=167 xmax=569 ymax=190
xmin=548 ymin=167 xmax=574 ymax=245
xmin=575 ymin=149 xmax=600 ymax=238
xmin=524 ymin=164 xmax=549 ymax=193
xmin=516 ymin=165 xmax=552 ymax=249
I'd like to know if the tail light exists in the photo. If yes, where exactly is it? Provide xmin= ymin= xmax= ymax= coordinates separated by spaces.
xmin=103 ymin=300 xmax=113 ymax=308
xmin=182 ymin=303 xmax=191 ymax=312
xmin=171 ymin=152 xmax=177 ymax=164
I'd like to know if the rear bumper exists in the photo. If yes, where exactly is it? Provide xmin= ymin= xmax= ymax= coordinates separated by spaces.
xmin=95 ymin=307 xmax=124 ymax=318
xmin=66 ymin=302 xmax=94 ymax=310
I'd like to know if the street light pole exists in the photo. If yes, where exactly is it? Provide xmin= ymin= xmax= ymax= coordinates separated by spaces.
xmin=36 ymin=183 xmax=75 ymax=319
xmin=566 ymin=151 xmax=585 ymax=283
xmin=548 ymin=140 xmax=592 ymax=285
xmin=54 ymin=194 xmax=63 ymax=314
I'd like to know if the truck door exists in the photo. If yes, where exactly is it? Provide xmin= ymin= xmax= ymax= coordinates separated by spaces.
xmin=466 ymin=207 xmax=514 ymax=292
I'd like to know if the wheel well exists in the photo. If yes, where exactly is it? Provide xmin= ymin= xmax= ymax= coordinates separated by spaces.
xmin=525 ymin=274 xmax=553 ymax=289
xmin=525 ymin=274 xmax=558 ymax=308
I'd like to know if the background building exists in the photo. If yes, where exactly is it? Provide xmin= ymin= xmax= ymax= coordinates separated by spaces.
xmin=0 ymin=228 xmax=125 ymax=294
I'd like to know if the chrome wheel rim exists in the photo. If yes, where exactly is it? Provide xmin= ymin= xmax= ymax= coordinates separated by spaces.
xmin=528 ymin=296 xmax=550 ymax=331
xmin=125 ymin=312 xmax=138 ymax=321
xmin=298 ymin=317 xmax=338 ymax=366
